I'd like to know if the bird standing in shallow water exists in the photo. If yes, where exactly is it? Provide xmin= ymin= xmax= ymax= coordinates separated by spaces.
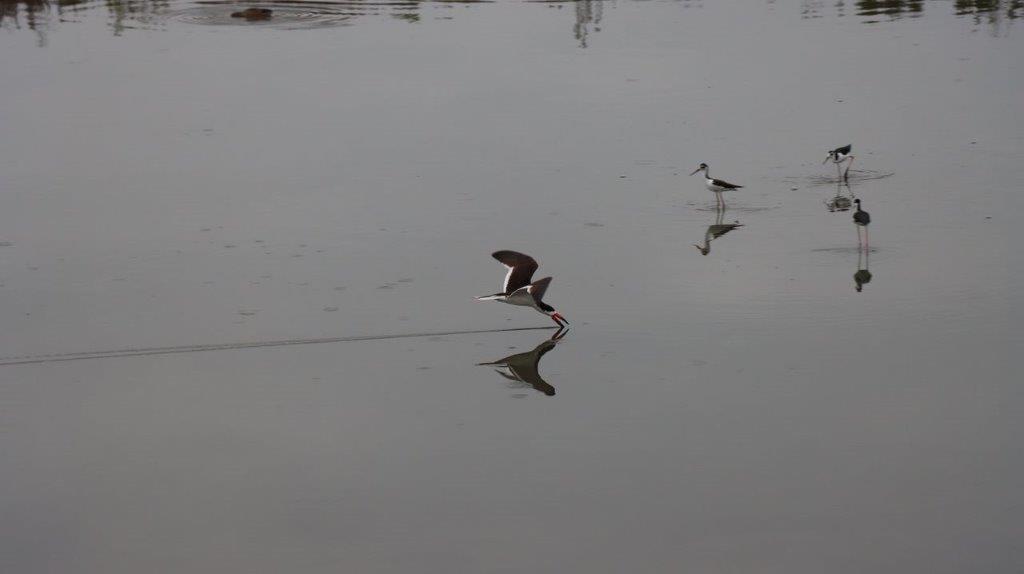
xmin=853 ymin=198 xmax=871 ymax=249
xmin=824 ymin=144 xmax=855 ymax=181
xmin=476 ymin=250 xmax=568 ymax=327
xmin=689 ymin=163 xmax=743 ymax=208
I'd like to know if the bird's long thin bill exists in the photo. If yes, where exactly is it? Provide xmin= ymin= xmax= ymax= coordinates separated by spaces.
xmin=689 ymin=168 xmax=701 ymax=175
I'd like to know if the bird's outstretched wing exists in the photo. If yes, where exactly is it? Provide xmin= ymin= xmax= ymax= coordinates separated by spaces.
xmin=492 ymin=250 xmax=539 ymax=294
xmin=527 ymin=276 xmax=552 ymax=303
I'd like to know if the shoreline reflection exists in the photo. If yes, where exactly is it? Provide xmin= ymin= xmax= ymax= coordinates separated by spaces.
xmin=2 ymin=0 xmax=1017 ymax=45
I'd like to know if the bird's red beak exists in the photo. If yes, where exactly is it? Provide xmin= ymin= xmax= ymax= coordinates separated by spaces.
xmin=551 ymin=312 xmax=568 ymax=325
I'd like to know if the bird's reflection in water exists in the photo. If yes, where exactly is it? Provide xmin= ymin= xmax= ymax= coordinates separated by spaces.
xmin=854 ymin=246 xmax=873 ymax=292
xmin=825 ymin=180 xmax=856 ymax=212
xmin=477 ymin=327 xmax=568 ymax=396
xmin=694 ymin=206 xmax=743 ymax=256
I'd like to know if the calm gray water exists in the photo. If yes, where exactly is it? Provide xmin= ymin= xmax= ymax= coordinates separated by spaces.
xmin=2 ymin=1 xmax=1023 ymax=572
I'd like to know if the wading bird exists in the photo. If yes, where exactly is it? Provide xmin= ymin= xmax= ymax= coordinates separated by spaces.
xmin=690 ymin=163 xmax=743 ymax=208
xmin=824 ymin=144 xmax=855 ymax=181
xmin=853 ymin=198 xmax=871 ymax=249
xmin=476 ymin=250 xmax=568 ymax=327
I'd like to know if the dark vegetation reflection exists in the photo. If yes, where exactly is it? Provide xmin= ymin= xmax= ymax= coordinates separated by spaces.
xmin=799 ymin=0 xmax=1019 ymax=27
xmin=572 ymin=0 xmax=601 ymax=48
xmin=477 ymin=328 xmax=567 ymax=397
xmin=2 ymin=0 xmax=1018 ymax=45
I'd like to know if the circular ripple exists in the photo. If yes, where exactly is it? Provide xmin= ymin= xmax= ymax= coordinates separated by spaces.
xmin=173 ymin=1 xmax=358 ymax=29
xmin=783 ymin=169 xmax=896 ymax=188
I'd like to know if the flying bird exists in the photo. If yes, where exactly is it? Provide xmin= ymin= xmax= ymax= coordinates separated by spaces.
xmin=476 ymin=250 xmax=568 ymax=327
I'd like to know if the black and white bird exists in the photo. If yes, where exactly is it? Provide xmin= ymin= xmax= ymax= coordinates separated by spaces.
xmin=824 ymin=144 xmax=855 ymax=181
xmin=476 ymin=250 xmax=568 ymax=327
xmin=690 ymin=163 xmax=743 ymax=208
xmin=853 ymin=198 xmax=871 ymax=248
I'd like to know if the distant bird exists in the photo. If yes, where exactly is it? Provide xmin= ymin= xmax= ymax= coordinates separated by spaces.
xmin=690 ymin=163 xmax=743 ymax=208
xmin=477 ymin=328 xmax=567 ymax=396
xmin=853 ymin=198 xmax=870 ymax=248
xmin=694 ymin=209 xmax=743 ymax=256
xmin=476 ymin=250 xmax=568 ymax=327
xmin=824 ymin=144 xmax=855 ymax=181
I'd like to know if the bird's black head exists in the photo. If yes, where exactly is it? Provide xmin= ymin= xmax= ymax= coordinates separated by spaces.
xmin=689 ymin=163 xmax=708 ymax=176
xmin=854 ymin=198 xmax=861 ymax=205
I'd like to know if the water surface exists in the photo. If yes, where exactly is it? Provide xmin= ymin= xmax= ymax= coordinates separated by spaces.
xmin=2 ymin=1 xmax=1022 ymax=572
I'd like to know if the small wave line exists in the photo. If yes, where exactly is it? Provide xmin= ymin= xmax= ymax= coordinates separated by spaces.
xmin=0 ymin=326 xmax=557 ymax=367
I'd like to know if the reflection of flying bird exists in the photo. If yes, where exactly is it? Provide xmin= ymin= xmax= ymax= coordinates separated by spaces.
xmin=853 ymin=198 xmax=871 ymax=248
xmin=477 ymin=328 xmax=568 ymax=396
xmin=476 ymin=250 xmax=568 ymax=327
xmin=689 ymin=163 xmax=743 ymax=208
xmin=694 ymin=208 xmax=743 ymax=256
xmin=824 ymin=144 xmax=855 ymax=181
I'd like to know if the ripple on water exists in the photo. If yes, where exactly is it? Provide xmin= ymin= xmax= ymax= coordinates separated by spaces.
xmin=784 ymin=169 xmax=895 ymax=188
xmin=174 ymin=0 xmax=357 ymax=29
xmin=172 ymin=0 xmax=486 ymax=30
xmin=691 ymin=204 xmax=780 ymax=214
xmin=811 ymin=247 xmax=881 ymax=255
